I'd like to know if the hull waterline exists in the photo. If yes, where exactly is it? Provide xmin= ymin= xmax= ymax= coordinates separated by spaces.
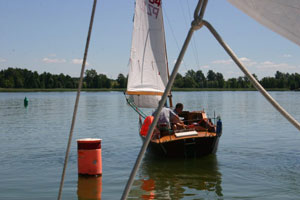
xmin=141 ymin=134 xmax=221 ymax=158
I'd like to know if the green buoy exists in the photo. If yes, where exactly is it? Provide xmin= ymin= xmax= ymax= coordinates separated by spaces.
xmin=24 ymin=97 xmax=28 ymax=107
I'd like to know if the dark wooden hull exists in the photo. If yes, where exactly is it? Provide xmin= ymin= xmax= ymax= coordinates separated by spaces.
xmin=141 ymin=134 xmax=220 ymax=158
xmin=139 ymin=110 xmax=222 ymax=158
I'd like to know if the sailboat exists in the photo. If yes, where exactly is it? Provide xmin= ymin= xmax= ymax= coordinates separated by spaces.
xmin=125 ymin=0 xmax=222 ymax=157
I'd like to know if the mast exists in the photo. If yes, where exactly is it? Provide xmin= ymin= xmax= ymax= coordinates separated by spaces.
xmin=166 ymin=59 xmax=173 ymax=108
xmin=161 ymin=3 xmax=173 ymax=108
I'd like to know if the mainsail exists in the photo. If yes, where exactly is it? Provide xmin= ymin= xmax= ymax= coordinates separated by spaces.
xmin=228 ymin=0 xmax=300 ymax=46
xmin=126 ymin=0 xmax=169 ymax=108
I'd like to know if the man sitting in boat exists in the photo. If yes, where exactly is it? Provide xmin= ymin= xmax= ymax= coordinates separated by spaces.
xmin=173 ymin=103 xmax=183 ymax=115
xmin=172 ymin=103 xmax=187 ymax=130
xmin=153 ymin=105 xmax=186 ymax=132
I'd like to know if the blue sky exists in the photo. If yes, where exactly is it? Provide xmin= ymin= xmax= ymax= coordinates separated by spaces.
xmin=1 ymin=0 xmax=300 ymax=79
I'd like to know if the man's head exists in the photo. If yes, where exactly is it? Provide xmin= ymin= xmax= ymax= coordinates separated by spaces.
xmin=175 ymin=103 xmax=183 ymax=114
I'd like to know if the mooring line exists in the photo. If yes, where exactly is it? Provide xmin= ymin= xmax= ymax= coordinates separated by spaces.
xmin=57 ymin=0 xmax=98 ymax=199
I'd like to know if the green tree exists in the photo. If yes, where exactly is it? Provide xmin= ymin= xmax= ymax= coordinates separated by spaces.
xmin=116 ymin=73 xmax=126 ymax=88
xmin=85 ymin=69 xmax=98 ymax=88
xmin=207 ymin=70 xmax=217 ymax=88
xmin=32 ymin=71 xmax=40 ymax=88
xmin=45 ymin=73 xmax=54 ymax=88
xmin=260 ymin=77 xmax=276 ymax=88
xmin=207 ymin=70 xmax=217 ymax=81
xmin=274 ymin=71 xmax=289 ymax=88
xmin=0 ymin=71 xmax=4 ymax=87
xmin=174 ymin=73 xmax=184 ymax=88
xmin=195 ymin=70 xmax=206 ymax=88
xmin=95 ymin=74 xmax=111 ymax=88
xmin=184 ymin=70 xmax=197 ymax=88
xmin=216 ymin=72 xmax=224 ymax=88
xmin=227 ymin=78 xmax=238 ymax=88
xmin=65 ymin=75 xmax=74 ymax=88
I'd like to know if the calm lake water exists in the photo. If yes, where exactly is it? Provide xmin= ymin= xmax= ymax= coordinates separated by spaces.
xmin=0 ymin=91 xmax=300 ymax=199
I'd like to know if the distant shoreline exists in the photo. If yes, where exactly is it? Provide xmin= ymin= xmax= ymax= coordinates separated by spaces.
xmin=0 ymin=88 xmax=293 ymax=92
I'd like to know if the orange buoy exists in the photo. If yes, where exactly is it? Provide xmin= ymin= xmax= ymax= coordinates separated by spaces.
xmin=77 ymin=138 xmax=102 ymax=176
xmin=140 ymin=116 xmax=154 ymax=136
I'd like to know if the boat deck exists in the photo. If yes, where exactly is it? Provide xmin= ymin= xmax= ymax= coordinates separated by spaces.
xmin=151 ymin=131 xmax=217 ymax=144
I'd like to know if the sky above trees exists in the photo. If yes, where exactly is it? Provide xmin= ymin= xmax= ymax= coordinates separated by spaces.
xmin=1 ymin=0 xmax=300 ymax=80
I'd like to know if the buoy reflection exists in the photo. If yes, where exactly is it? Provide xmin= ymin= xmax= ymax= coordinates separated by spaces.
xmin=141 ymin=179 xmax=155 ymax=199
xmin=77 ymin=175 xmax=102 ymax=200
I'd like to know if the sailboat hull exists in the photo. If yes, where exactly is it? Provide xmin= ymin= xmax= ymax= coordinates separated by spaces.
xmin=141 ymin=134 xmax=220 ymax=158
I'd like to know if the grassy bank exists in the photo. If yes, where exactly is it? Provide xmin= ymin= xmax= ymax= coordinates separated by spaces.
xmin=0 ymin=88 xmax=126 ymax=92
xmin=172 ymin=88 xmax=291 ymax=91
xmin=0 ymin=88 xmax=292 ymax=92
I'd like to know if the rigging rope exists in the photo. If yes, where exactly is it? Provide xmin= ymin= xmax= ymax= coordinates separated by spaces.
xmin=186 ymin=0 xmax=201 ymax=69
xmin=202 ymin=20 xmax=300 ymax=132
xmin=179 ymin=0 xmax=201 ymax=69
xmin=57 ymin=0 xmax=97 ymax=199
xmin=125 ymin=94 xmax=147 ymax=119
xmin=163 ymin=6 xmax=189 ymax=72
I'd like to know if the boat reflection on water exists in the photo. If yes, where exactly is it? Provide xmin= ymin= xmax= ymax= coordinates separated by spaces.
xmin=130 ymin=155 xmax=223 ymax=199
xmin=77 ymin=175 xmax=102 ymax=200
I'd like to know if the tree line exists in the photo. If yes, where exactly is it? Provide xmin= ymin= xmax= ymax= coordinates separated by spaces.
xmin=174 ymin=69 xmax=300 ymax=90
xmin=0 ymin=67 xmax=300 ymax=90
xmin=0 ymin=68 xmax=126 ymax=89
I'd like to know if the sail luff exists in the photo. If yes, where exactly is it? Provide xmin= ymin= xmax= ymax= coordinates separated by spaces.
xmin=126 ymin=0 xmax=169 ymax=108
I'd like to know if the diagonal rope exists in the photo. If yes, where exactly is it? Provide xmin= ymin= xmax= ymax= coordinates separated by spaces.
xmin=125 ymin=93 xmax=147 ymax=119
xmin=202 ymin=20 xmax=300 ymax=131
xmin=57 ymin=0 xmax=97 ymax=199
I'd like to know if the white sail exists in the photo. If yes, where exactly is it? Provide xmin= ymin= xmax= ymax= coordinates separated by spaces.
xmin=126 ymin=0 xmax=169 ymax=108
xmin=228 ymin=0 xmax=300 ymax=46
